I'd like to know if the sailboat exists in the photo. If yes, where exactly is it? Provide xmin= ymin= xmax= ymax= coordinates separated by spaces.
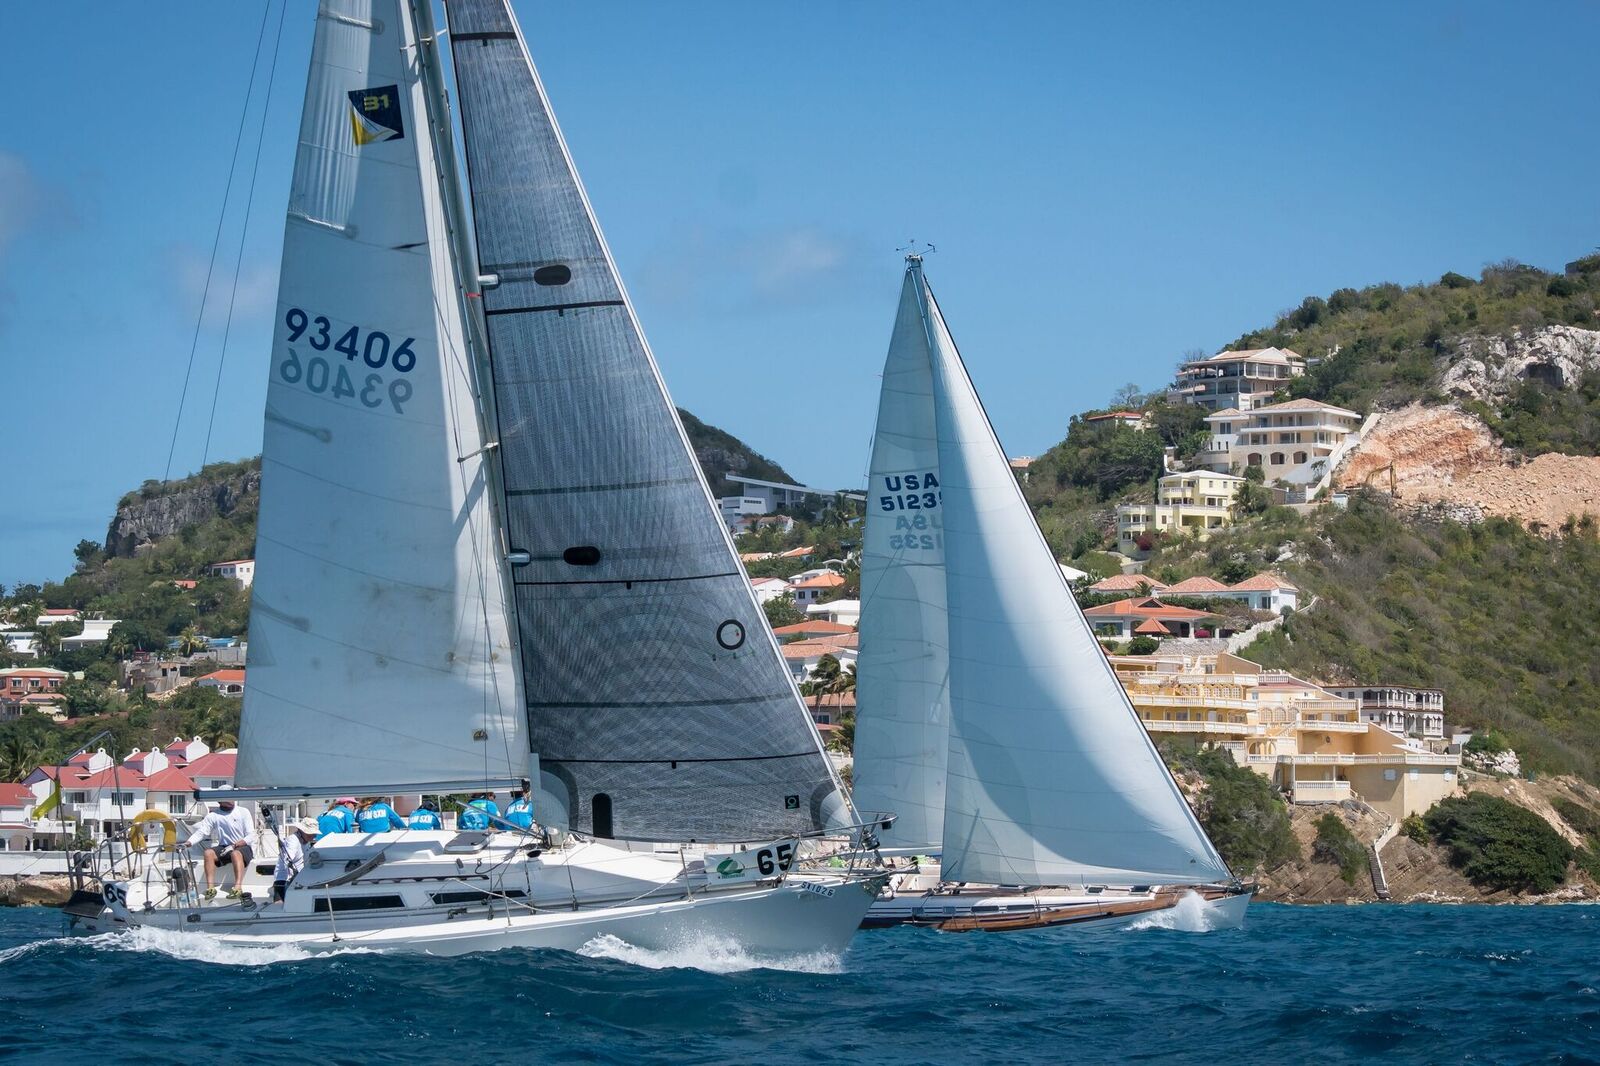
xmin=851 ymin=256 xmax=1251 ymax=931
xmin=68 ymin=0 xmax=886 ymax=956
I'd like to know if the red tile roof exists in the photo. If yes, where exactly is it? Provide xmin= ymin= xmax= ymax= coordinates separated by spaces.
xmin=780 ymin=635 xmax=859 ymax=660
xmin=1163 ymin=576 xmax=1232 ymax=595
xmin=1089 ymin=574 xmax=1168 ymax=593
xmin=772 ymin=620 xmax=854 ymax=636
xmin=791 ymin=572 xmax=845 ymax=589
xmin=1082 ymin=597 xmax=1217 ymax=622
xmin=779 ymin=546 xmax=816 ymax=559
xmin=141 ymin=768 xmax=197 ymax=792
xmin=73 ymin=768 xmax=149 ymax=789
xmin=1229 ymin=572 xmax=1298 ymax=592
xmin=184 ymin=752 xmax=237 ymax=778
xmin=198 ymin=669 xmax=246 ymax=684
xmin=0 ymin=783 xmax=33 ymax=807
xmin=1135 ymin=618 xmax=1172 ymax=635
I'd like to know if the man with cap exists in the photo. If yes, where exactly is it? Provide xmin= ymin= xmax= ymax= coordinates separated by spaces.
xmin=272 ymin=817 xmax=320 ymax=903
xmin=318 ymin=797 xmax=358 ymax=838
xmin=184 ymin=798 xmax=257 ymax=901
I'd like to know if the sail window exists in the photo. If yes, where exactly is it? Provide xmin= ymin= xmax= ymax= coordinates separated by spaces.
xmin=563 ymin=546 xmax=602 ymax=566
xmin=313 ymin=894 xmax=406 ymax=913
xmin=592 ymin=793 xmax=614 ymax=838
xmin=716 ymin=619 xmax=745 ymax=650
xmin=533 ymin=264 xmax=572 ymax=286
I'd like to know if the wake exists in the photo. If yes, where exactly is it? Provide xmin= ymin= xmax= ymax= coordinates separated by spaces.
xmin=1125 ymin=891 xmax=1219 ymax=933
xmin=0 ymin=926 xmax=367 ymax=967
xmin=578 ymin=932 xmax=843 ymax=974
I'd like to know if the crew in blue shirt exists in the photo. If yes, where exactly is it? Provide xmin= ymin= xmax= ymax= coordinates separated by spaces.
xmin=407 ymin=801 xmax=443 ymax=830
xmin=504 ymin=791 xmax=534 ymax=831
xmin=357 ymin=798 xmax=408 ymax=832
xmin=458 ymin=793 xmax=500 ymax=832
xmin=317 ymin=798 xmax=358 ymax=838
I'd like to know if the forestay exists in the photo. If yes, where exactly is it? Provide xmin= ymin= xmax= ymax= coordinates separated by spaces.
xmin=851 ymin=264 xmax=951 ymax=852
xmin=445 ymin=0 xmax=844 ymax=841
xmin=236 ymin=0 xmax=524 ymax=791
xmin=918 ymin=267 xmax=1234 ymax=887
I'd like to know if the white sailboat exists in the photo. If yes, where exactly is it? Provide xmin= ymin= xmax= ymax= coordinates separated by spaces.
xmin=68 ymin=0 xmax=886 ymax=956
xmin=853 ymin=257 xmax=1251 ymax=931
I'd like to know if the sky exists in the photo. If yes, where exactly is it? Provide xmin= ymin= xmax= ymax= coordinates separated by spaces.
xmin=4 ymin=0 xmax=1600 ymax=588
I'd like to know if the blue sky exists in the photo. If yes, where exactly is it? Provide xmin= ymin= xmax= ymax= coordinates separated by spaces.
xmin=4 ymin=1 xmax=1599 ymax=588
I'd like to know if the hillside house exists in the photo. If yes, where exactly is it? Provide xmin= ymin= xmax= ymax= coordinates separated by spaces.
xmin=197 ymin=669 xmax=246 ymax=697
xmin=1116 ymin=471 xmax=1246 ymax=553
xmin=1082 ymin=597 xmax=1220 ymax=639
xmin=1325 ymin=685 xmax=1446 ymax=741
xmin=207 ymin=559 xmax=255 ymax=587
xmin=0 ymin=668 xmax=68 ymax=719
xmin=790 ymin=571 xmax=846 ymax=609
xmin=1196 ymin=398 xmax=1362 ymax=486
xmin=1170 ymin=347 xmax=1305 ymax=411
xmin=748 ymin=576 xmax=792 ymax=605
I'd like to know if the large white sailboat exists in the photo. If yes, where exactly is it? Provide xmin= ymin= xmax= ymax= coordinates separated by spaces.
xmin=67 ymin=0 xmax=886 ymax=956
xmin=853 ymin=257 xmax=1251 ymax=931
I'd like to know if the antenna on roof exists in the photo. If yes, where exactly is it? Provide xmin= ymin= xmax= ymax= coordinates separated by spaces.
xmin=898 ymin=239 xmax=936 ymax=263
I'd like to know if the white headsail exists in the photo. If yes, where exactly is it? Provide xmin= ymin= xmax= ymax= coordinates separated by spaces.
xmin=236 ymin=0 xmax=525 ymax=793
xmin=444 ymin=0 xmax=846 ymax=842
xmin=851 ymin=267 xmax=951 ymax=852
xmin=913 ymin=261 xmax=1233 ymax=887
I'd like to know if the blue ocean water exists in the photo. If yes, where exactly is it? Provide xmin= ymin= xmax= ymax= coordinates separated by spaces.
xmin=0 ymin=903 xmax=1595 ymax=1064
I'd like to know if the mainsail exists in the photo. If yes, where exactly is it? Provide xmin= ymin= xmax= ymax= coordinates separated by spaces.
xmin=444 ymin=0 xmax=845 ymax=841
xmin=851 ymin=268 xmax=951 ymax=852
xmin=236 ymin=0 xmax=524 ymax=792
xmin=909 ymin=260 xmax=1232 ymax=887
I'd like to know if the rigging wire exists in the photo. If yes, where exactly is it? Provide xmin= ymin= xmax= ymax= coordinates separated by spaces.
xmin=201 ymin=0 xmax=290 ymax=469
xmin=162 ymin=0 xmax=274 ymax=484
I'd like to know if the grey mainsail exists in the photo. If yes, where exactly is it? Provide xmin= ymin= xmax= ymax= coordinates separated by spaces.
xmin=445 ymin=0 xmax=845 ymax=841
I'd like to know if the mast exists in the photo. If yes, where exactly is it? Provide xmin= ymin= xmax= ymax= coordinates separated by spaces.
xmin=410 ymin=0 xmax=532 ymax=776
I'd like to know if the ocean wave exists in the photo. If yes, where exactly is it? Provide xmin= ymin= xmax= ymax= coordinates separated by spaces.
xmin=0 ymin=926 xmax=373 ymax=967
xmin=1125 ymin=890 xmax=1217 ymax=933
xmin=577 ymin=932 xmax=843 ymax=974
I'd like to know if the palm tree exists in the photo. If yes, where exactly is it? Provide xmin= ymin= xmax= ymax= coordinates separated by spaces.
xmin=176 ymin=625 xmax=206 ymax=658
xmin=0 ymin=735 xmax=44 ymax=783
xmin=31 ymin=625 xmax=62 ymax=662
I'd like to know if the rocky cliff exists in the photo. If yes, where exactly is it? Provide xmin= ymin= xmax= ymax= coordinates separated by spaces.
xmin=104 ymin=462 xmax=262 ymax=558
xmin=1440 ymin=325 xmax=1600 ymax=405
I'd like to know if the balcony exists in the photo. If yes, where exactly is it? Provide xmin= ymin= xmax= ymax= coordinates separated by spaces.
xmin=1141 ymin=719 xmax=1260 ymax=736
xmin=1292 ymin=780 xmax=1353 ymax=803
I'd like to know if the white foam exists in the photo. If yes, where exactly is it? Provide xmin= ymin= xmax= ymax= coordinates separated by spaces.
xmin=2 ymin=926 xmax=371 ymax=967
xmin=1125 ymin=890 xmax=1217 ymax=933
xmin=577 ymin=932 xmax=842 ymax=974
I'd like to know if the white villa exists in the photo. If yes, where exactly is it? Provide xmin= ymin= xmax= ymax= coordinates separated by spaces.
xmin=1170 ymin=347 xmax=1305 ymax=412
xmin=1196 ymin=398 xmax=1362 ymax=486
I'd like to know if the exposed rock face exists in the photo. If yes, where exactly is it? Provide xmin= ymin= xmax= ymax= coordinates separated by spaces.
xmin=1440 ymin=325 xmax=1600 ymax=405
xmin=0 ymin=875 xmax=72 ymax=907
xmin=1336 ymin=404 xmax=1600 ymax=530
xmin=104 ymin=467 xmax=261 ymax=558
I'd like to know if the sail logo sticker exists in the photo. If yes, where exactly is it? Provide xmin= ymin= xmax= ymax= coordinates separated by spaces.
xmin=348 ymin=86 xmax=404 ymax=145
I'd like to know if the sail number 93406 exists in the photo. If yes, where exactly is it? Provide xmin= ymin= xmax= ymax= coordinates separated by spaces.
xmin=277 ymin=307 xmax=417 ymax=414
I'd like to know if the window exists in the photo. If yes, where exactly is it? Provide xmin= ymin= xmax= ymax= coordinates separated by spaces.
xmin=1270 ymin=452 xmax=1285 ymax=466
xmin=1294 ymin=451 xmax=1308 ymax=464
xmin=1246 ymin=454 xmax=1263 ymax=467
xmin=67 ymin=792 xmax=88 ymax=803
xmin=1384 ymin=769 xmax=1397 ymax=781
xmin=169 ymin=795 xmax=187 ymax=814
xmin=314 ymin=895 xmax=406 ymax=913
xmin=592 ymin=793 xmax=614 ymax=839
xmin=111 ymin=792 xmax=135 ymax=806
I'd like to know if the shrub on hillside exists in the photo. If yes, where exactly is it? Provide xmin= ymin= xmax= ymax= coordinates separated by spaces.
xmin=1312 ymin=813 xmax=1368 ymax=884
xmin=1423 ymin=794 xmax=1573 ymax=893
xmin=1161 ymin=743 xmax=1300 ymax=873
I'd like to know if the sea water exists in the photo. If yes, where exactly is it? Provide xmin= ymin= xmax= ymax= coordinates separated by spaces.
xmin=0 ymin=903 xmax=1594 ymax=1064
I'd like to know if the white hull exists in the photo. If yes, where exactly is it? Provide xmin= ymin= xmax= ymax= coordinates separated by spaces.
xmin=865 ymin=862 xmax=1252 ymax=932
xmin=68 ymin=831 xmax=883 ymax=959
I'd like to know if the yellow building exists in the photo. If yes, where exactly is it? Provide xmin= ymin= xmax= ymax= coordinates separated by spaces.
xmin=1111 ymin=652 xmax=1460 ymax=819
xmin=1115 ymin=471 xmax=1246 ymax=554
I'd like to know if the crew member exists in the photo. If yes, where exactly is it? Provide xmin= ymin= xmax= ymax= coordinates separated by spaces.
xmin=356 ymin=797 xmax=407 ymax=833
xmin=407 ymin=800 xmax=443 ymax=830
xmin=504 ymin=790 xmax=534 ymax=831
xmin=458 ymin=793 xmax=500 ymax=831
xmin=271 ymin=817 xmax=319 ymax=903
xmin=317 ymin=797 xmax=358 ymax=838
xmin=185 ymin=798 xmax=257 ymax=901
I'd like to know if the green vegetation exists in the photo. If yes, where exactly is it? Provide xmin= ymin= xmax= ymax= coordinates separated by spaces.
xmin=1160 ymin=742 xmax=1300 ymax=874
xmin=0 ymin=685 xmax=240 ymax=777
xmin=1312 ymin=813 xmax=1369 ymax=884
xmin=1401 ymin=814 xmax=1429 ymax=845
xmin=1421 ymin=793 xmax=1572 ymax=893
xmin=760 ymin=594 xmax=806 ymax=629
xmin=676 ymin=408 xmax=797 ymax=497
xmin=1469 ymin=369 xmax=1600 ymax=457
xmin=1554 ymin=797 xmax=1600 ymax=880
xmin=1231 ymin=259 xmax=1600 ymax=422
xmin=1242 ymin=495 xmax=1600 ymax=779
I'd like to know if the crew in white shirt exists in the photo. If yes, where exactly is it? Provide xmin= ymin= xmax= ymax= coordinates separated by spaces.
xmin=272 ymin=817 xmax=319 ymax=903
xmin=185 ymin=799 xmax=257 ymax=901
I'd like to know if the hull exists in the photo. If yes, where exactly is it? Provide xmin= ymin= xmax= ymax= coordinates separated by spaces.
xmin=66 ymin=831 xmax=883 ymax=959
xmin=865 ymin=863 xmax=1252 ymax=932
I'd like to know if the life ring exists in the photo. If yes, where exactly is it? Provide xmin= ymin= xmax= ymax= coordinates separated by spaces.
xmin=129 ymin=810 xmax=177 ymax=852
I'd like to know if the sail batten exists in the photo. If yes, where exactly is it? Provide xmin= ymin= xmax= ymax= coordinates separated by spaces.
xmin=235 ymin=0 xmax=524 ymax=791
xmin=444 ymin=0 xmax=844 ymax=842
